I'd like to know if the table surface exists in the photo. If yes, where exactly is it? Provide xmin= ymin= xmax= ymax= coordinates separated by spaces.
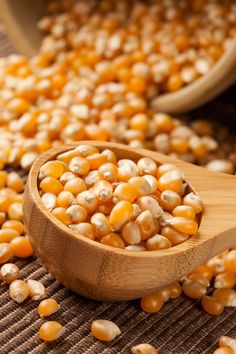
xmin=0 ymin=25 xmax=236 ymax=354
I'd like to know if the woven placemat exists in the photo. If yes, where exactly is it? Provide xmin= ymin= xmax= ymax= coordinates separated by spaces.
xmin=0 ymin=26 xmax=236 ymax=354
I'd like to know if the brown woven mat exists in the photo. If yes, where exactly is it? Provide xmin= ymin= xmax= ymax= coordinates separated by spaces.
xmin=1 ymin=26 xmax=236 ymax=354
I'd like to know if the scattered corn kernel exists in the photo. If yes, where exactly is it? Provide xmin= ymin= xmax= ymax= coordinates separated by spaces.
xmin=182 ymin=279 xmax=207 ymax=300
xmin=219 ymin=336 xmax=236 ymax=352
xmin=132 ymin=343 xmax=158 ymax=354
xmin=0 ymin=243 xmax=13 ymax=264
xmin=37 ymin=298 xmax=60 ymax=317
xmin=0 ymin=263 xmax=20 ymax=283
xmin=91 ymin=319 xmax=121 ymax=341
xmin=141 ymin=291 xmax=164 ymax=313
xmin=213 ymin=288 xmax=236 ymax=307
xmin=39 ymin=321 xmax=65 ymax=341
xmin=9 ymin=279 xmax=29 ymax=303
xmin=201 ymin=296 xmax=224 ymax=315
xmin=27 ymin=279 xmax=46 ymax=300
xmin=10 ymin=236 xmax=33 ymax=258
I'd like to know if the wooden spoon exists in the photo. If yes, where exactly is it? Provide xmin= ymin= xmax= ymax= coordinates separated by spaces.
xmin=23 ymin=142 xmax=236 ymax=301
xmin=0 ymin=0 xmax=236 ymax=113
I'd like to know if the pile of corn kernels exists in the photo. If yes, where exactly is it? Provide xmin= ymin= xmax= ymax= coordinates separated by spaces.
xmin=0 ymin=0 xmax=236 ymax=351
xmin=39 ymin=145 xmax=203 ymax=250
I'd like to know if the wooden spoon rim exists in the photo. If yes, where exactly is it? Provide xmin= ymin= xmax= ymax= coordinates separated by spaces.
xmin=26 ymin=141 xmax=206 ymax=259
xmin=152 ymin=40 xmax=236 ymax=113
xmin=156 ymin=40 xmax=236 ymax=99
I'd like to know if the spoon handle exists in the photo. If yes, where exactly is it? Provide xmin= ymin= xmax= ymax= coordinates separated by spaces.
xmin=143 ymin=148 xmax=236 ymax=257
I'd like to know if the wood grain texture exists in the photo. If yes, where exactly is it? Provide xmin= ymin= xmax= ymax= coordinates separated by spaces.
xmin=0 ymin=0 xmax=236 ymax=114
xmin=23 ymin=142 xmax=236 ymax=301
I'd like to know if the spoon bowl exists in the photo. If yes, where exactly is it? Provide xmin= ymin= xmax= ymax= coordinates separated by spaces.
xmin=23 ymin=142 xmax=236 ymax=301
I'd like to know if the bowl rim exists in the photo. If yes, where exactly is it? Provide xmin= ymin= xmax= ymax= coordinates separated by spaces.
xmin=151 ymin=39 xmax=236 ymax=113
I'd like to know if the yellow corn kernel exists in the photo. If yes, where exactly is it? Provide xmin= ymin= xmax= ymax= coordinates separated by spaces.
xmin=0 ymin=263 xmax=20 ymax=283
xmin=213 ymin=288 xmax=236 ymax=307
xmin=113 ymin=183 xmax=138 ymax=203
xmin=161 ymin=226 xmax=189 ymax=246
xmin=0 ymin=243 xmax=13 ymax=264
xmin=137 ymin=196 xmax=163 ymax=218
xmin=93 ymin=180 xmax=113 ymax=202
xmin=172 ymin=205 xmax=195 ymax=219
xmin=213 ymin=347 xmax=233 ymax=354
xmin=182 ymin=279 xmax=207 ymax=299
xmin=137 ymin=157 xmax=157 ymax=176
xmin=101 ymin=149 xmax=117 ymax=164
xmin=214 ymin=272 xmax=236 ymax=289
xmin=142 ymin=175 xmax=158 ymax=193
xmin=69 ymin=222 xmax=95 ymax=240
xmin=146 ymin=234 xmax=172 ymax=251
xmin=69 ymin=156 xmax=90 ymax=176
xmin=86 ymin=153 xmax=107 ymax=170
xmin=140 ymin=291 xmax=164 ymax=313
xmin=39 ymin=160 xmax=64 ymax=179
xmin=42 ymin=193 xmax=57 ymax=209
xmin=2 ymin=220 xmax=24 ymax=235
xmin=38 ymin=298 xmax=60 ymax=317
xmin=9 ymin=279 xmax=29 ymax=303
xmin=101 ymin=233 xmax=125 ymax=249
xmin=98 ymin=163 xmax=119 ymax=182
xmin=0 ymin=212 xmax=6 ymax=226
xmin=117 ymin=159 xmax=138 ymax=182
xmin=51 ymin=207 xmax=72 ymax=226
xmin=76 ymin=190 xmax=98 ymax=213
xmin=183 ymin=192 xmax=203 ymax=214
xmin=159 ymin=190 xmax=181 ymax=211
xmin=153 ymin=114 xmax=175 ymax=134
xmin=10 ymin=236 xmax=33 ymax=258
xmin=27 ymin=279 xmax=46 ymax=300
xmin=158 ymin=170 xmax=183 ymax=193
xmin=57 ymin=150 xmax=81 ymax=164
xmin=224 ymin=251 xmax=236 ymax=273
xmin=40 ymin=177 xmax=64 ymax=195
xmin=168 ymin=217 xmax=198 ymax=235
xmin=156 ymin=164 xmax=179 ymax=178
xmin=91 ymin=319 xmax=121 ymax=342
xmin=66 ymin=205 xmax=87 ymax=223
xmin=0 ymin=195 xmax=14 ymax=213
xmin=129 ymin=177 xmax=151 ymax=197
xmin=91 ymin=213 xmax=111 ymax=237
xmin=0 ymin=171 xmax=8 ymax=188
xmin=132 ymin=343 xmax=158 ymax=354
xmin=135 ymin=210 xmax=159 ymax=240
xmin=8 ymin=202 xmax=24 ymax=221
xmin=110 ymin=201 xmax=134 ymax=231
xmin=57 ymin=191 xmax=75 ymax=208
xmin=122 ymin=221 xmax=141 ymax=245
xmin=75 ymin=145 xmax=99 ymax=157
xmin=168 ymin=282 xmax=182 ymax=298
xmin=219 ymin=336 xmax=236 ymax=353
xmin=0 ymin=229 xmax=19 ymax=243
xmin=64 ymin=177 xmax=86 ymax=196
xmin=201 ymin=296 xmax=224 ymax=315
xmin=39 ymin=321 xmax=65 ymax=341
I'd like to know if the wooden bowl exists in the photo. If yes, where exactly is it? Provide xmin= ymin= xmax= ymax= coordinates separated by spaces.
xmin=23 ymin=142 xmax=236 ymax=301
xmin=0 ymin=0 xmax=236 ymax=114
